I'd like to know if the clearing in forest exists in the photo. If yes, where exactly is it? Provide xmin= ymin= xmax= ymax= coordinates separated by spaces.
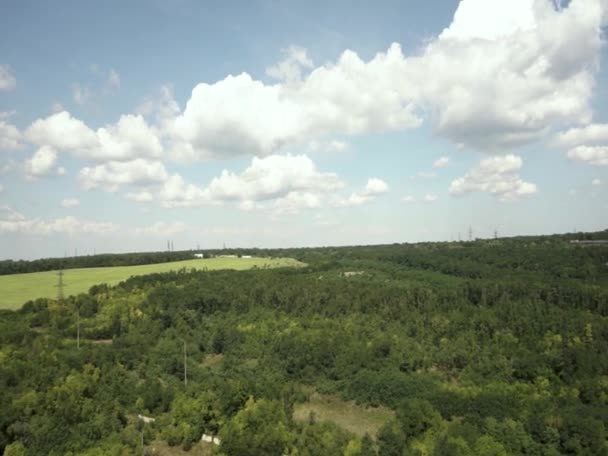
xmin=293 ymin=392 xmax=394 ymax=438
xmin=0 ymin=257 xmax=304 ymax=310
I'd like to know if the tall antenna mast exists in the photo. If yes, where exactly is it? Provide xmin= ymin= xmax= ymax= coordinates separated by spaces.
xmin=468 ymin=226 xmax=473 ymax=242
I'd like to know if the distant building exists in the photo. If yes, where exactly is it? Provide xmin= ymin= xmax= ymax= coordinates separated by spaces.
xmin=570 ymin=240 xmax=608 ymax=246
xmin=242 ymin=255 xmax=252 ymax=258
xmin=137 ymin=414 xmax=155 ymax=424
xmin=194 ymin=253 xmax=204 ymax=258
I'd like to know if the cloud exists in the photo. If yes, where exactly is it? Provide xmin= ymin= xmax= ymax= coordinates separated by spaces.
xmin=307 ymin=139 xmax=349 ymax=153
xmin=336 ymin=177 xmax=389 ymax=207
xmin=12 ymin=0 xmax=606 ymax=184
xmin=24 ymin=146 xmax=66 ymax=179
xmin=413 ymin=0 xmax=604 ymax=150
xmin=266 ymin=46 xmax=314 ymax=83
xmin=79 ymin=159 xmax=169 ymax=191
xmin=0 ymin=206 xmax=117 ymax=235
xmin=168 ymin=0 xmax=599 ymax=157
xmin=592 ymin=178 xmax=601 ymax=186
xmin=567 ymin=145 xmax=608 ymax=166
xmin=26 ymin=111 xmax=162 ymax=161
xmin=0 ymin=119 xmax=22 ymax=150
xmin=449 ymin=154 xmax=537 ymax=200
xmin=206 ymin=154 xmax=343 ymax=201
xmin=133 ymin=221 xmax=186 ymax=236
xmin=423 ymin=194 xmax=438 ymax=203
xmin=554 ymin=123 xmax=608 ymax=147
xmin=402 ymin=195 xmax=414 ymax=202
xmin=158 ymin=174 xmax=208 ymax=208
xmin=158 ymin=154 xmax=345 ymax=209
xmin=273 ymin=191 xmax=323 ymax=214
xmin=26 ymin=111 xmax=98 ymax=151
xmin=72 ymin=83 xmax=92 ymax=105
xmin=72 ymin=68 xmax=121 ymax=105
xmin=433 ymin=156 xmax=450 ymax=168
xmin=137 ymin=85 xmax=180 ymax=131
xmin=0 ymin=65 xmax=16 ymax=91
xmin=169 ymin=46 xmax=422 ymax=161
xmin=61 ymin=198 xmax=80 ymax=208
xmin=125 ymin=190 xmax=154 ymax=202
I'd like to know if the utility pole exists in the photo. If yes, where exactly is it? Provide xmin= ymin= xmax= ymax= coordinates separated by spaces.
xmin=76 ymin=305 xmax=80 ymax=349
xmin=183 ymin=340 xmax=188 ymax=387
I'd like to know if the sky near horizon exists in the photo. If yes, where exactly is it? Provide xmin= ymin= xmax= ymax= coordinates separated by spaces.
xmin=1 ymin=0 xmax=607 ymax=260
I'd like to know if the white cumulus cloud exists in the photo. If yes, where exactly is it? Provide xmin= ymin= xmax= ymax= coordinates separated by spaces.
xmin=336 ymin=177 xmax=389 ymax=207
xmin=567 ymin=145 xmax=608 ymax=166
xmin=26 ymin=111 xmax=162 ymax=162
xmin=449 ymin=154 xmax=537 ymax=200
xmin=24 ymin=146 xmax=65 ymax=179
xmin=554 ymin=123 xmax=608 ymax=148
xmin=79 ymin=159 xmax=169 ymax=191
xmin=433 ymin=156 xmax=450 ymax=168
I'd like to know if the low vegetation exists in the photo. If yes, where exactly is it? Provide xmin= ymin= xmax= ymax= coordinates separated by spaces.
xmin=0 ymin=257 xmax=304 ymax=310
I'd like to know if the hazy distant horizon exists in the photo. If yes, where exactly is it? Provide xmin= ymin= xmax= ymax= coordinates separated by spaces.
xmin=1 ymin=0 xmax=607 ymax=260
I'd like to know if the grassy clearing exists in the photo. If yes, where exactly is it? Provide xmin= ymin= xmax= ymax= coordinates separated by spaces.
xmin=0 ymin=257 xmax=303 ymax=310
xmin=293 ymin=392 xmax=394 ymax=438
xmin=146 ymin=440 xmax=214 ymax=455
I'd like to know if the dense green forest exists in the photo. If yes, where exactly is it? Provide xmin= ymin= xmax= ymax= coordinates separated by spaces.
xmin=1 ymin=233 xmax=608 ymax=455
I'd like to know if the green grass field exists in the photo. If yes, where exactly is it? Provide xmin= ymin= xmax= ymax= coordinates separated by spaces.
xmin=0 ymin=257 xmax=303 ymax=310
xmin=293 ymin=393 xmax=394 ymax=437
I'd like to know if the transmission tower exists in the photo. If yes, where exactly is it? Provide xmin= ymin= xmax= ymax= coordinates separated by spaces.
xmin=56 ymin=270 xmax=65 ymax=301
xmin=468 ymin=226 xmax=473 ymax=242
xmin=494 ymin=228 xmax=498 ymax=240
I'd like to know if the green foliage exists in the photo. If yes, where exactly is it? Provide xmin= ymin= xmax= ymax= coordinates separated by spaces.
xmin=1 ymin=233 xmax=607 ymax=454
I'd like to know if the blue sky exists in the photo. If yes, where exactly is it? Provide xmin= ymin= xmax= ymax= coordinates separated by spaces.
xmin=0 ymin=0 xmax=607 ymax=259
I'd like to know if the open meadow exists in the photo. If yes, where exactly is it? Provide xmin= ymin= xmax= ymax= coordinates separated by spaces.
xmin=0 ymin=256 xmax=303 ymax=310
